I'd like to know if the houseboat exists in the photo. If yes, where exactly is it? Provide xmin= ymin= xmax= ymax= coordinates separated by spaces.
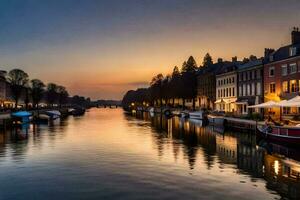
xmin=11 ymin=111 xmax=32 ymax=125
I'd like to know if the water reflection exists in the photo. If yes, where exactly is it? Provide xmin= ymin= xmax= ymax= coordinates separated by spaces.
xmin=133 ymin=111 xmax=300 ymax=199
xmin=0 ymin=109 xmax=300 ymax=199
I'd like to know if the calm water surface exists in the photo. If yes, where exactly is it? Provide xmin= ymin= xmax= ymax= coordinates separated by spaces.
xmin=0 ymin=108 xmax=300 ymax=200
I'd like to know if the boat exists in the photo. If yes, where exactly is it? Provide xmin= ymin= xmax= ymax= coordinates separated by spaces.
xmin=180 ymin=111 xmax=189 ymax=119
xmin=11 ymin=111 xmax=32 ymax=124
xmin=163 ymin=108 xmax=172 ymax=118
xmin=208 ymin=115 xmax=225 ymax=127
xmin=189 ymin=111 xmax=207 ymax=120
xmin=257 ymin=124 xmax=300 ymax=145
xmin=72 ymin=107 xmax=86 ymax=116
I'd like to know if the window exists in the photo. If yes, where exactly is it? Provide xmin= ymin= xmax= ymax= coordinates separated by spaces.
xmin=226 ymin=88 xmax=228 ymax=97
xmin=269 ymin=66 xmax=275 ymax=77
xmin=269 ymin=83 xmax=275 ymax=93
xmin=239 ymin=86 xmax=242 ymax=96
xmin=229 ymin=88 xmax=231 ymax=96
xmin=218 ymin=90 xmax=220 ymax=97
xmin=252 ymin=70 xmax=255 ymax=79
xmin=251 ymin=83 xmax=255 ymax=95
xmin=257 ymin=69 xmax=261 ymax=79
xmin=290 ymin=63 xmax=297 ymax=74
xmin=282 ymin=64 xmax=288 ymax=76
xmin=243 ymin=72 xmax=246 ymax=81
xmin=290 ymin=47 xmax=297 ymax=57
xmin=282 ymin=81 xmax=288 ymax=93
xmin=290 ymin=80 xmax=297 ymax=93
xmin=229 ymin=78 xmax=231 ymax=84
xmin=247 ymin=71 xmax=251 ymax=80
xmin=256 ymin=82 xmax=261 ymax=95
xmin=232 ymin=88 xmax=235 ymax=96
xmin=247 ymin=84 xmax=250 ymax=96
xmin=232 ymin=77 xmax=235 ymax=83
xmin=243 ymin=84 xmax=246 ymax=96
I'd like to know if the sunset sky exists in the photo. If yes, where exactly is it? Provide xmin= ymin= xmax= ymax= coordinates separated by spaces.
xmin=0 ymin=0 xmax=300 ymax=100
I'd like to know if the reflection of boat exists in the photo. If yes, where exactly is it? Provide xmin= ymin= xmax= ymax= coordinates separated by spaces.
xmin=189 ymin=111 xmax=207 ymax=120
xmin=257 ymin=125 xmax=300 ymax=145
xmin=11 ymin=111 xmax=32 ymax=125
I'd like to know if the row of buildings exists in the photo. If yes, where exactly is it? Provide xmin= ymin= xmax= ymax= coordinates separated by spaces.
xmin=196 ymin=28 xmax=300 ymax=117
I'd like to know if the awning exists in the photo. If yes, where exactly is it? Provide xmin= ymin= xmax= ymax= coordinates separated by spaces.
xmin=248 ymin=101 xmax=279 ymax=108
xmin=235 ymin=99 xmax=248 ymax=105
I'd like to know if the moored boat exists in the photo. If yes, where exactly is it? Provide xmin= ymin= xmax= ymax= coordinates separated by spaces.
xmin=189 ymin=111 xmax=207 ymax=120
xmin=257 ymin=125 xmax=300 ymax=145
xmin=11 ymin=111 xmax=32 ymax=125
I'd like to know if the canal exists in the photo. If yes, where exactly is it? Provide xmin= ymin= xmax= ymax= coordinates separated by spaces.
xmin=0 ymin=108 xmax=299 ymax=199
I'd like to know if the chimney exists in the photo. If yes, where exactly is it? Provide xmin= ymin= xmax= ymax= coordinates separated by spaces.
xmin=217 ymin=58 xmax=223 ymax=63
xmin=232 ymin=56 xmax=237 ymax=62
xmin=291 ymin=27 xmax=300 ymax=45
xmin=264 ymin=48 xmax=275 ymax=58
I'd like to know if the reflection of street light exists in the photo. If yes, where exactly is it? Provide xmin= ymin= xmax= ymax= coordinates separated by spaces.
xmin=131 ymin=102 xmax=135 ymax=106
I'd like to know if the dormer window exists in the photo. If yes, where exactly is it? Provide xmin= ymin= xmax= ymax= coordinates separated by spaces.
xmin=269 ymin=55 xmax=274 ymax=62
xmin=290 ymin=47 xmax=297 ymax=56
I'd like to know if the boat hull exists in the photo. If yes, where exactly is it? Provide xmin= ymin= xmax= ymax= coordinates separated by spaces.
xmin=257 ymin=126 xmax=300 ymax=145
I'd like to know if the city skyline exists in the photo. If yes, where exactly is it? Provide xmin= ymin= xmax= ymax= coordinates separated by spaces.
xmin=1 ymin=0 xmax=300 ymax=99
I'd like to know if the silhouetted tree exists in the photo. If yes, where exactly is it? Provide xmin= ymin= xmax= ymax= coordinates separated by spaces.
xmin=203 ymin=53 xmax=213 ymax=67
xmin=57 ymin=85 xmax=69 ymax=107
xmin=182 ymin=56 xmax=197 ymax=72
xmin=31 ymin=79 xmax=45 ymax=109
xmin=46 ymin=83 xmax=58 ymax=106
xmin=7 ymin=69 xmax=29 ymax=108
xmin=150 ymin=74 xmax=164 ymax=106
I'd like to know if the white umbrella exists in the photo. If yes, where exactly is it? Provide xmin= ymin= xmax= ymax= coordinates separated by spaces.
xmin=248 ymin=101 xmax=279 ymax=108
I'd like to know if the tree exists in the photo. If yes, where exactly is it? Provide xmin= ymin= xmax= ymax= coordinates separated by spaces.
xmin=57 ymin=85 xmax=69 ymax=107
xmin=31 ymin=79 xmax=45 ymax=109
xmin=150 ymin=74 xmax=164 ymax=106
xmin=46 ymin=83 xmax=58 ymax=106
xmin=203 ymin=53 xmax=213 ymax=67
xmin=7 ymin=69 xmax=29 ymax=108
xmin=182 ymin=56 xmax=197 ymax=72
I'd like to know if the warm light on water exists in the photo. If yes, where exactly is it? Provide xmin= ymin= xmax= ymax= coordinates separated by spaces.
xmin=0 ymin=108 xmax=300 ymax=199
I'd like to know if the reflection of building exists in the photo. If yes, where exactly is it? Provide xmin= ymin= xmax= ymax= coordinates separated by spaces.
xmin=216 ymin=134 xmax=237 ymax=164
xmin=264 ymin=153 xmax=300 ymax=199
xmin=215 ymin=59 xmax=241 ymax=112
xmin=264 ymin=28 xmax=300 ymax=118
xmin=236 ymin=59 xmax=264 ymax=115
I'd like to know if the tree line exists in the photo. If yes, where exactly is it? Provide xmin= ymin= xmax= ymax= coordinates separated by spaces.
xmin=4 ymin=68 xmax=89 ymax=109
xmin=122 ymin=53 xmax=214 ymax=110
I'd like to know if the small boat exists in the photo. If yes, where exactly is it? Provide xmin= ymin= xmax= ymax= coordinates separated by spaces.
xmin=208 ymin=115 xmax=225 ymax=127
xmin=180 ymin=111 xmax=189 ymax=119
xmin=163 ymin=109 xmax=172 ymax=118
xmin=257 ymin=124 xmax=300 ymax=145
xmin=189 ymin=111 xmax=207 ymax=120
xmin=11 ymin=111 xmax=32 ymax=124
xmin=72 ymin=107 xmax=86 ymax=116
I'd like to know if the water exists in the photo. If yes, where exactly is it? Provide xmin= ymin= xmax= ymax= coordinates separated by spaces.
xmin=0 ymin=108 xmax=299 ymax=200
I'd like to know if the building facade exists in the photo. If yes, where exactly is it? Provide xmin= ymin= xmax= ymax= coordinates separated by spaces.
xmin=196 ymin=60 xmax=230 ymax=110
xmin=236 ymin=59 xmax=264 ymax=115
xmin=215 ymin=61 xmax=239 ymax=112
xmin=264 ymin=28 xmax=300 ymax=118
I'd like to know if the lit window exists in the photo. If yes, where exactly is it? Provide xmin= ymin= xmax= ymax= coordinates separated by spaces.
xmin=290 ymin=80 xmax=297 ymax=93
xmin=281 ymin=64 xmax=287 ymax=76
xmin=290 ymin=63 xmax=297 ymax=74
xmin=270 ymin=83 xmax=275 ymax=93
xmin=269 ymin=66 xmax=275 ymax=77
xmin=282 ymin=81 xmax=288 ymax=93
